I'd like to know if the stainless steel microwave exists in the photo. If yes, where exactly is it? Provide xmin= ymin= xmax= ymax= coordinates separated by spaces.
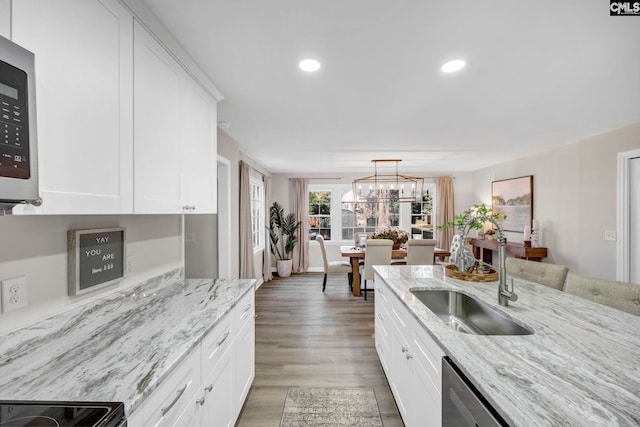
xmin=0 ymin=35 xmax=39 ymax=213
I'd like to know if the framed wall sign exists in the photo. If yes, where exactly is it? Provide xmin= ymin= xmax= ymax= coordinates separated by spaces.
xmin=68 ymin=227 xmax=126 ymax=296
xmin=491 ymin=176 xmax=533 ymax=233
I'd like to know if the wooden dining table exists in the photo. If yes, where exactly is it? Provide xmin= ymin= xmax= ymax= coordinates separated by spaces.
xmin=340 ymin=245 xmax=451 ymax=297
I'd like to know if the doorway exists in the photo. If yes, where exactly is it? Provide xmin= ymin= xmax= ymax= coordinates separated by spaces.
xmin=617 ymin=149 xmax=640 ymax=283
xmin=217 ymin=155 xmax=232 ymax=279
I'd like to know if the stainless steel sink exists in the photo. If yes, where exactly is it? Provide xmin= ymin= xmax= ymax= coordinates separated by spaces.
xmin=410 ymin=289 xmax=534 ymax=336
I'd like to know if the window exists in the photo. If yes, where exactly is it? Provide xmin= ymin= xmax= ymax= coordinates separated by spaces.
xmin=307 ymin=183 xmax=436 ymax=242
xmin=309 ymin=191 xmax=331 ymax=240
xmin=411 ymin=190 xmax=434 ymax=239
xmin=250 ymin=177 xmax=264 ymax=252
xmin=341 ymin=190 xmax=400 ymax=241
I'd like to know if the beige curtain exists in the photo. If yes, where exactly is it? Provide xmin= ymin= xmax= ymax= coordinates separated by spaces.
xmin=239 ymin=161 xmax=255 ymax=279
xmin=262 ymin=175 xmax=273 ymax=282
xmin=436 ymin=176 xmax=455 ymax=251
xmin=290 ymin=178 xmax=309 ymax=273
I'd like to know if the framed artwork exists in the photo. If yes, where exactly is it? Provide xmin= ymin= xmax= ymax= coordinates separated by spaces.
xmin=491 ymin=176 xmax=533 ymax=233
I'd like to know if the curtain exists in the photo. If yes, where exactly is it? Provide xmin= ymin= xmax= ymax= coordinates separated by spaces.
xmin=239 ymin=161 xmax=255 ymax=279
xmin=262 ymin=175 xmax=273 ymax=282
xmin=436 ymin=176 xmax=455 ymax=251
xmin=290 ymin=178 xmax=309 ymax=273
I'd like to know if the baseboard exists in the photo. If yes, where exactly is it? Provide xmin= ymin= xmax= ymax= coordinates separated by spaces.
xmin=255 ymin=277 xmax=264 ymax=289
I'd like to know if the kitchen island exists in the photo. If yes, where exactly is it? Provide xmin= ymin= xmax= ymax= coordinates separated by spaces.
xmin=0 ymin=268 xmax=255 ymax=424
xmin=373 ymin=265 xmax=640 ymax=426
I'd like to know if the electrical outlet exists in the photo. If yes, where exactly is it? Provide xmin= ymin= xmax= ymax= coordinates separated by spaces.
xmin=127 ymin=255 xmax=136 ymax=274
xmin=604 ymin=230 xmax=617 ymax=241
xmin=1 ymin=276 xmax=28 ymax=313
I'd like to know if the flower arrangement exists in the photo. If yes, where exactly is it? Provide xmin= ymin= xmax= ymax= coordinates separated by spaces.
xmin=371 ymin=227 xmax=409 ymax=246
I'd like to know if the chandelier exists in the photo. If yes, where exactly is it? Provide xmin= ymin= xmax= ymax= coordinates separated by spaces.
xmin=352 ymin=160 xmax=424 ymax=202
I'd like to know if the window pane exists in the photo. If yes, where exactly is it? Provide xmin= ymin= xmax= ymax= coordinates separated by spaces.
xmin=309 ymin=191 xmax=331 ymax=240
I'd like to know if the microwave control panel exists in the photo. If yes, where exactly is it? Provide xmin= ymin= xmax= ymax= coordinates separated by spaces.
xmin=0 ymin=59 xmax=30 ymax=180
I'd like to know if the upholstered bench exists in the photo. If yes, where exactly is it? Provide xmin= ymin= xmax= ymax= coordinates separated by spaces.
xmin=565 ymin=273 xmax=640 ymax=316
xmin=505 ymin=258 xmax=569 ymax=291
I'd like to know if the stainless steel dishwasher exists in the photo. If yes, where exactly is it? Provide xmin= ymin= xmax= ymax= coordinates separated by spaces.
xmin=442 ymin=356 xmax=509 ymax=427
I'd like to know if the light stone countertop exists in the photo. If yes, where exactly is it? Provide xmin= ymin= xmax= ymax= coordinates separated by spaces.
xmin=0 ymin=268 xmax=255 ymax=416
xmin=373 ymin=265 xmax=640 ymax=427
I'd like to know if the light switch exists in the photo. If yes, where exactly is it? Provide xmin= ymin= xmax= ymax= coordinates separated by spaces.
xmin=604 ymin=230 xmax=617 ymax=241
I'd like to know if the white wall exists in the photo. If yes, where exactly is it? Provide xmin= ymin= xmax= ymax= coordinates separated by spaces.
xmin=0 ymin=214 xmax=182 ymax=334
xmin=470 ymin=122 xmax=640 ymax=280
xmin=216 ymin=129 xmax=270 ymax=282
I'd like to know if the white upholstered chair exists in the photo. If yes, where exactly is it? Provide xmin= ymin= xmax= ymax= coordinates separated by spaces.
xmin=565 ymin=273 xmax=640 ymax=316
xmin=362 ymin=239 xmax=393 ymax=300
xmin=316 ymin=235 xmax=353 ymax=292
xmin=505 ymin=258 xmax=569 ymax=291
xmin=406 ymin=239 xmax=437 ymax=265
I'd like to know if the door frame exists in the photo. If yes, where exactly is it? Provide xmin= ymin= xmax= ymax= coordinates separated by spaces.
xmin=217 ymin=155 xmax=232 ymax=279
xmin=617 ymin=148 xmax=640 ymax=282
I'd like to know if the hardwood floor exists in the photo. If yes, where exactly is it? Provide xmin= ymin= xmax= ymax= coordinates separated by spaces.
xmin=236 ymin=273 xmax=403 ymax=427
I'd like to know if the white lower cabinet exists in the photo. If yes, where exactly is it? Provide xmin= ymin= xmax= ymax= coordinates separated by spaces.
xmin=128 ymin=289 xmax=255 ymax=427
xmin=375 ymin=275 xmax=445 ymax=427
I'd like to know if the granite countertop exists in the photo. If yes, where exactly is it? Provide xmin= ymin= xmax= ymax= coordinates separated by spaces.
xmin=373 ymin=265 xmax=640 ymax=427
xmin=0 ymin=268 xmax=255 ymax=415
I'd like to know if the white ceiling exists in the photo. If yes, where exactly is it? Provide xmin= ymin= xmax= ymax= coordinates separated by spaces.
xmin=142 ymin=0 xmax=640 ymax=174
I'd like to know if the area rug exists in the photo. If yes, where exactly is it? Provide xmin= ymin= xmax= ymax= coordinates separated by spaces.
xmin=280 ymin=386 xmax=383 ymax=427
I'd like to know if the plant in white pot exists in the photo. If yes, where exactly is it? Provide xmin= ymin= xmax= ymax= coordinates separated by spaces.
xmin=267 ymin=202 xmax=301 ymax=278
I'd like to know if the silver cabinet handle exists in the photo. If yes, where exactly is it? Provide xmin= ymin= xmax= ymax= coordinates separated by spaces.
xmin=216 ymin=331 xmax=230 ymax=346
xmin=205 ymin=384 xmax=213 ymax=392
xmin=406 ymin=353 xmax=413 ymax=360
xmin=377 ymin=314 xmax=383 ymax=321
xmin=161 ymin=384 xmax=187 ymax=416
xmin=401 ymin=346 xmax=408 ymax=353
xmin=243 ymin=304 xmax=252 ymax=312
xmin=196 ymin=396 xmax=205 ymax=406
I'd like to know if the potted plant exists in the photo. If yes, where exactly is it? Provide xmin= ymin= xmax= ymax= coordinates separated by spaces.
xmin=267 ymin=202 xmax=301 ymax=278
xmin=485 ymin=228 xmax=497 ymax=240
xmin=436 ymin=204 xmax=506 ymax=272
xmin=371 ymin=227 xmax=409 ymax=250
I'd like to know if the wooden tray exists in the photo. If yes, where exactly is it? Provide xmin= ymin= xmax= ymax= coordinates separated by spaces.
xmin=444 ymin=264 xmax=499 ymax=282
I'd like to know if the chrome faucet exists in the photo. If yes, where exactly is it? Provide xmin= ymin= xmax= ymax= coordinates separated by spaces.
xmin=458 ymin=214 xmax=518 ymax=306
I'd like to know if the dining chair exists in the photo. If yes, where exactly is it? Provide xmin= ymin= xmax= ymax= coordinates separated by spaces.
xmin=316 ymin=235 xmax=353 ymax=292
xmin=362 ymin=239 xmax=393 ymax=300
xmin=564 ymin=273 xmax=640 ymax=316
xmin=505 ymin=258 xmax=569 ymax=291
xmin=406 ymin=239 xmax=437 ymax=265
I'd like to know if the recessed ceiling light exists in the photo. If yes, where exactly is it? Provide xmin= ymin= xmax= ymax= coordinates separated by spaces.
xmin=441 ymin=59 xmax=465 ymax=73
xmin=299 ymin=59 xmax=321 ymax=72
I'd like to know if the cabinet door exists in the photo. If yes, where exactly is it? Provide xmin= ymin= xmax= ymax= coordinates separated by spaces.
xmin=12 ymin=0 xmax=133 ymax=214
xmin=233 ymin=317 xmax=255 ymax=420
xmin=200 ymin=349 xmax=234 ymax=427
xmin=133 ymin=20 xmax=182 ymax=213
xmin=0 ymin=0 xmax=9 ymax=38
xmin=180 ymin=78 xmax=217 ymax=213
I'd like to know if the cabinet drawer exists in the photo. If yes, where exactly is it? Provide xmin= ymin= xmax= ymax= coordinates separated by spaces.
xmin=234 ymin=290 xmax=254 ymax=333
xmin=201 ymin=314 xmax=233 ymax=380
xmin=141 ymin=349 xmax=201 ymax=427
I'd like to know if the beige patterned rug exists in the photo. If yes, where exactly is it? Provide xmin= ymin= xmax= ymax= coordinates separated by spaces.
xmin=280 ymin=387 xmax=383 ymax=427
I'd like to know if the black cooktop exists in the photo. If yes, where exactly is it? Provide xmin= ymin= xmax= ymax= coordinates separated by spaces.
xmin=0 ymin=401 xmax=125 ymax=427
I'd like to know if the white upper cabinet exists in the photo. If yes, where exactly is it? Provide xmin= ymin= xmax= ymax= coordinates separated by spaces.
xmin=133 ymin=21 xmax=182 ymax=213
xmin=0 ymin=0 xmax=10 ymax=39
xmin=180 ymin=78 xmax=217 ymax=214
xmin=134 ymin=22 xmax=217 ymax=214
xmin=12 ymin=0 xmax=133 ymax=214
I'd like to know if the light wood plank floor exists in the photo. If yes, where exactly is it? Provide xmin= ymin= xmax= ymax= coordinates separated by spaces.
xmin=236 ymin=273 xmax=403 ymax=427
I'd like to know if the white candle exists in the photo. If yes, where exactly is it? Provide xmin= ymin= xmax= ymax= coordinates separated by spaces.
xmin=524 ymin=225 xmax=531 ymax=241
xmin=532 ymin=219 xmax=540 ymax=230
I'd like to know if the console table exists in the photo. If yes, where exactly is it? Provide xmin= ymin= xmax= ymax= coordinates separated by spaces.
xmin=469 ymin=238 xmax=547 ymax=264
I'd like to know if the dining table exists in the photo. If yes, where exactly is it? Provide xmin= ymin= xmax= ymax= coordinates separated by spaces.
xmin=340 ymin=245 xmax=451 ymax=297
